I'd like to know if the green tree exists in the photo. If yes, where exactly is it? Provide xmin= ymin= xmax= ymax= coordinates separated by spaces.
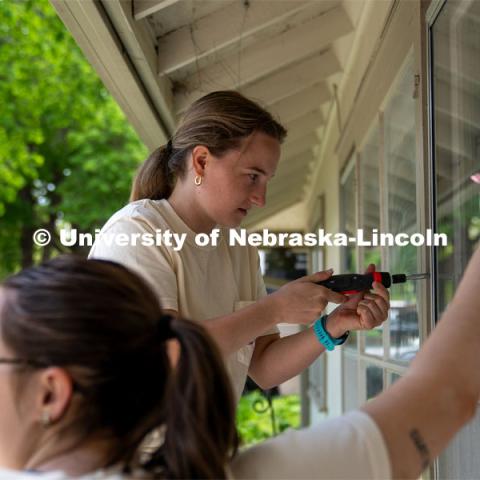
xmin=0 ymin=0 xmax=147 ymax=276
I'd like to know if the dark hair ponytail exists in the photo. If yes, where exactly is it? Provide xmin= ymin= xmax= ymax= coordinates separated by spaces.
xmin=146 ymin=317 xmax=239 ymax=478
xmin=130 ymin=90 xmax=287 ymax=202
xmin=1 ymin=255 xmax=238 ymax=478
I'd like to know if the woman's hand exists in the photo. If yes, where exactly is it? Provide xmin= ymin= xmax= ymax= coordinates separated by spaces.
xmin=269 ymin=270 xmax=347 ymax=325
xmin=325 ymin=264 xmax=390 ymax=338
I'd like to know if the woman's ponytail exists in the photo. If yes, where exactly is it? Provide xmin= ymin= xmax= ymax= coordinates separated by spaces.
xmin=146 ymin=316 xmax=239 ymax=479
xmin=130 ymin=143 xmax=173 ymax=202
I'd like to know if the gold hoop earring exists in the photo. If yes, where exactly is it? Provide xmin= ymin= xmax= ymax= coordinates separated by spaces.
xmin=41 ymin=410 xmax=51 ymax=427
xmin=194 ymin=175 xmax=202 ymax=186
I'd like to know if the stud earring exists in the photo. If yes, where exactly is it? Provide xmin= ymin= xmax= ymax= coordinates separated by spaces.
xmin=194 ymin=175 xmax=202 ymax=186
xmin=41 ymin=410 xmax=51 ymax=427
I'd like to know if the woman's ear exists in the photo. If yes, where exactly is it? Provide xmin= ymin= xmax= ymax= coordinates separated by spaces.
xmin=191 ymin=145 xmax=210 ymax=176
xmin=35 ymin=368 xmax=73 ymax=426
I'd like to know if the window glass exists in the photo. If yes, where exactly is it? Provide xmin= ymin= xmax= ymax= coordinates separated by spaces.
xmin=366 ymin=365 xmax=383 ymax=400
xmin=309 ymin=217 xmax=327 ymax=413
xmin=343 ymin=355 xmax=359 ymax=411
xmin=389 ymin=372 xmax=402 ymax=385
xmin=432 ymin=2 xmax=480 ymax=476
xmin=433 ymin=1 xmax=480 ymax=315
xmin=341 ymin=163 xmax=357 ymax=274
xmin=340 ymin=162 xmax=357 ymax=348
xmin=361 ymin=125 xmax=383 ymax=356
xmin=383 ymin=53 xmax=420 ymax=363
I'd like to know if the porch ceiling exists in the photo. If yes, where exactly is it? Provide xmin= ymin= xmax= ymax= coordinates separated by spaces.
xmin=50 ymin=0 xmax=366 ymax=229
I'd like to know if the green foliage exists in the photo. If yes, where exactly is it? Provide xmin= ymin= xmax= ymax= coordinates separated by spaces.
xmin=363 ymin=247 xmax=381 ymax=269
xmin=0 ymin=0 xmax=147 ymax=277
xmin=236 ymin=392 xmax=301 ymax=447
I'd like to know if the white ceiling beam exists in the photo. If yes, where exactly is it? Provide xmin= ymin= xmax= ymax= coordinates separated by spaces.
xmin=267 ymin=188 xmax=303 ymax=208
xmin=276 ymin=152 xmax=313 ymax=177
xmin=175 ymin=49 xmax=339 ymax=114
xmin=102 ymin=1 xmax=176 ymax=135
xmin=274 ymin=167 xmax=312 ymax=189
xmin=158 ymin=1 xmax=321 ymax=75
xmin=133 ymin=0 xmax=181 ymax=21
xmin=281 ymin=151 xmax=313 ymax=166
xmin=285 ymin=111 xmax=324 ymax=143
xmin=174 ymin=5 xmax=351 ymax=111
xmin=283 ymin=110 xmax=325 ymax=136
xmin=270 ymin=172 xmax=307 ymax=197
xmin=269 ymin=83 xmax=331 ymax=124
xmin=282 ymin=133 xmax=318 ymax=160
xmin=274 ymin=163 xmax=309 ymax=182
xmin=245 ymin=190 xmax=304 ymax=227
xmin=243 ymin=195 xmax=303 ymax=229
xmin=240 ymin=49 xmax=340 ymax=108
xmin=268 ymin=171 xmax=308 ymax=198
xmin=260 ymin=189 xmax=303 ymax=217
xmin=205 ymin=5 xmax=352 ymax=87
xmin=50 ymin=0 xmax=169 ymax=150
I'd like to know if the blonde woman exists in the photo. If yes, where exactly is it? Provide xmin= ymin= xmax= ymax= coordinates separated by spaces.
xmin=90 ymin=91 xmax=389 ymax=401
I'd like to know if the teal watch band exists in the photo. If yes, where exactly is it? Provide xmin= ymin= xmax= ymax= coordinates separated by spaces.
xmin=313 ymin=315 xmax=349 ymax=351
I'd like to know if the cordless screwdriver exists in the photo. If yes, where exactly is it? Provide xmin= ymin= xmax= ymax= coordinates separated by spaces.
xmin=317 ymin=272 xmax=429 ymax=294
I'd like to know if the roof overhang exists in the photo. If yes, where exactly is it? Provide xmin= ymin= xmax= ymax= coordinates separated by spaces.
xmin=50 ymin=0 xmax=368 ymax=230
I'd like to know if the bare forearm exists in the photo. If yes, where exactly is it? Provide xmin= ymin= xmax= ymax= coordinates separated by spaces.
xmin=250 ymin=329 xmax=325 ymax=389
xmin=364 ymin=247 xmax=480 ymax=478
xmin=363 ymin=372 xmax=473 ymax=479
xmin=203 ymin=295 xmax=278 ymax=357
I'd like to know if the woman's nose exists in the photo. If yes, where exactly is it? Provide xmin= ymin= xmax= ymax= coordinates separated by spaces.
xmin=251 ymin=185 xmax=266 ymax=207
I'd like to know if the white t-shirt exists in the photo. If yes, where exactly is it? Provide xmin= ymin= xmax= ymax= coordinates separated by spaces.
xmin=0 ymin=411 xmax=391 ymax=479
xmin=230 ymin=411 xmax=391 ymax=479
xmin=89 ymin=199 xmax=279 ymax=402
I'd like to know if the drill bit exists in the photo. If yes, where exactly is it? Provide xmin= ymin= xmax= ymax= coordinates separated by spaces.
xmin=391 ymin=273 xmax=430 ymax=284
xmin=406 ymin=273 xmax=430 ymax=281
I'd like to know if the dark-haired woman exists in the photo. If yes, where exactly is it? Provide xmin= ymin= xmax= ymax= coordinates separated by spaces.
xmin=0 ymin=251 xmax=480 ymax=479
xmin=90 ymin=90 xmax=390 ymax=401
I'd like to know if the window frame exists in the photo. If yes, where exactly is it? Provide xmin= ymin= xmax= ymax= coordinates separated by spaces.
xmin=341 ymin=45 xmax=433 ymax=408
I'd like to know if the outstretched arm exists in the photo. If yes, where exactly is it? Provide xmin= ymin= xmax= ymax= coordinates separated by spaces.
xmin=363 ymin=246 xmax=480 ymax=478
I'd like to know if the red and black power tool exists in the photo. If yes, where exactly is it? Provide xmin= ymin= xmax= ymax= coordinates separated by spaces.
xmin=317 ymin=272 xmax=428 ymax=294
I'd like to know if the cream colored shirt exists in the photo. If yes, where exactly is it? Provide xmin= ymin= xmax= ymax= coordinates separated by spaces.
xmin=89 ymin=199 xmax=278 ymax=402
xmin=230 ymin=411 xmax=391 ymax=479
xmin=0 ymin=411 xmax=391 ymax=479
